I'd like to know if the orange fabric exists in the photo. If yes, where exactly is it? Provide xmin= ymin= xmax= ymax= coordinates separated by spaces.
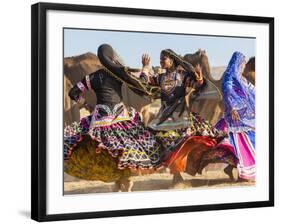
xmin=166 ymin=136 xmax=217 ymax=174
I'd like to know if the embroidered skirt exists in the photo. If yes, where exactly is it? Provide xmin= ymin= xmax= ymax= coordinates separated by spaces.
xmin=153 ymin=112 xmax=237 ymax=175
xmin=64 ymin=103 xmax=162 ymax=170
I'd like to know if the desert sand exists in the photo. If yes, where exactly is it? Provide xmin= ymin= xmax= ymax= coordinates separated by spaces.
xmin=64 ymin=167 xmax=254 ymax=195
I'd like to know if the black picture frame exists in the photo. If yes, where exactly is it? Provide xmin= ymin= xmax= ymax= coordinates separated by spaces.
xmin=31 ymin=2 xmax=274 ymax=222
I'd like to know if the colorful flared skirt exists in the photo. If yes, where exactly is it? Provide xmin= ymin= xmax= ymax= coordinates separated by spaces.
xmin=216 ymin=118 xmax=255 ymax=180
xmin=229 ymin=130 xmax=255 ymax=179
xmin=153 ymin=112 xmax=237 ymax=175
xmin=64 ymin=104 xmax=162 ymax=170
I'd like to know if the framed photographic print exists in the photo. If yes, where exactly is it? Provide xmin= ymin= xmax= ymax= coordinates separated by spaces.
xmin=31 ymin=2 xmax=274 ymax=222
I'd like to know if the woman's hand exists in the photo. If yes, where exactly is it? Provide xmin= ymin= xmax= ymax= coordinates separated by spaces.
xmin=231 ymin=109 xmax=240 ymax=122
xmin=141 ymin=54 xmax=154 ymax=83
xmin=83 ymin=102 xmax=93 ymax=112
xmin=142 ymin=54 xmax=150 ymax=67
xmin=194 ymin=64 xmax=203 ymax=81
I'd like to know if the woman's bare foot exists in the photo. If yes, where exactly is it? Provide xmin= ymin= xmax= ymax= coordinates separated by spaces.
xmin=224 ymin=165 xmax=239 ymax=181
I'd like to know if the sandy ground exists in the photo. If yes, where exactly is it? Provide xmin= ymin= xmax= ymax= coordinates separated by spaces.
xmin=64 ymin=167 xmax=254 ymax=195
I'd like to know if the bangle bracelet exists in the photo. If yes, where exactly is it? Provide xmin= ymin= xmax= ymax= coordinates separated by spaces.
xmin=77 ymin=81 xmax=86 ymax=92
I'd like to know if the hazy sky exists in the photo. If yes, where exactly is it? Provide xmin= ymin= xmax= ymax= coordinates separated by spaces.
xmin=64 ymin=28 xmax=255 ymax=67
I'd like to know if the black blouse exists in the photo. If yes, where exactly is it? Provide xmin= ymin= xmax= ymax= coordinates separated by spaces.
xmin=90 ymin=70 xmax=123 ymax=109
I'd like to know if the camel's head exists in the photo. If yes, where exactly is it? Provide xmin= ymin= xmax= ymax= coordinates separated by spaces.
xmin=184 ymin=49 xmax=211 ymax=78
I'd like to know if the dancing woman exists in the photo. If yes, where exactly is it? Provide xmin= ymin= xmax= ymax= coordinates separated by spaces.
xmin=217 ymin=51 xmax=255 ymax=181
xmin=140 ymin=49 xmax=238 ymax=182
xmin=64 ymin=44 xmax=163 ymax=178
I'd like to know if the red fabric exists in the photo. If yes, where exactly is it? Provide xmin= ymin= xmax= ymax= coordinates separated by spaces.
xmin=165 ymin=136 xmax=217 ymax=174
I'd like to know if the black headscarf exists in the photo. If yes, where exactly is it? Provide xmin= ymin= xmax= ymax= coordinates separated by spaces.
xmin=160 ymin=49 xmax=197 ymax=79
xmin=161 ymin=48 xmax=222 ymax=101
xmin=98 ymin=44 xmax=160 ymax=98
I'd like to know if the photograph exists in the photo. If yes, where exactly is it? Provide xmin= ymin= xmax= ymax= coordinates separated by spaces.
xmin=63 ymin=29 xmax=256 ymax=194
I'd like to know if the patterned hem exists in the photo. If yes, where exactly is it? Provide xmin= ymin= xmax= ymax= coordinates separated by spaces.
xmin=87 ymin=134 xmax=163 ymax=170
xmin=64 ymin=108 xmax=163 ymax=169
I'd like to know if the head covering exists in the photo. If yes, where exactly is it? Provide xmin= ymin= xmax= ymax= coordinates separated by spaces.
xmin=222 ymin=51 xmax=255 ymax=129
xmin=223 ymin=51 xmax=246 ymax=80
xmin=161 ymin=49 xmax=197 ymax=77
xmin=98 ymin=44 xmax=160 ymax=98
xmin=161 ymin=49 xmax=222 ymax=102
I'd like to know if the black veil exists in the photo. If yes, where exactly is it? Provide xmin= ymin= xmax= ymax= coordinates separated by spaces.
xmin=98 ymin=44 xmax=160 ymax=98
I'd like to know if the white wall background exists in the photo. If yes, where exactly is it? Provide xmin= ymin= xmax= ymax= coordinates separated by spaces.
xmin=0 ymin=0 xmax=279 ymax=223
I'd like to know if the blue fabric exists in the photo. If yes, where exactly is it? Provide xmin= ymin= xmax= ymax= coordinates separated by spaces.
xmin=229 ymin=132 xmax=238 ymax=155
xmin=246 ymin=130 xmax=255 ymax=149
xmin=222 ymin=52 xmax=255 ymax=130
xmin=228 ymin=130 xmax=256 ymax=161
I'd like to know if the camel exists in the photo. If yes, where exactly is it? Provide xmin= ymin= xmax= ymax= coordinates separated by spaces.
xmin=184 ymin=49 xmax=225 ymax=124
xmin=64 ymin=53 xmax=102 ymax=127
